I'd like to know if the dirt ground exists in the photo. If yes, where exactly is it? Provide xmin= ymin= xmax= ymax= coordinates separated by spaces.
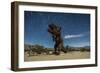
xmin=24 ymin=51 xmax=90 ymax=61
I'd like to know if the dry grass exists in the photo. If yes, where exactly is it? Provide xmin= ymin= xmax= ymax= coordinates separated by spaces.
xmin=24 ymin=51 xmax=90 ymax=61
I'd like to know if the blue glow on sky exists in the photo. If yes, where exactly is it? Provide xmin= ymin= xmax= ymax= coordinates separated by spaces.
xmin=24 ymin=11 xmax=90 ymax=48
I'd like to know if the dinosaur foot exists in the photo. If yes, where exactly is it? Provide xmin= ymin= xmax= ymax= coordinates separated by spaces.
xmin=53 ymin=52 xmax=60 ymax=55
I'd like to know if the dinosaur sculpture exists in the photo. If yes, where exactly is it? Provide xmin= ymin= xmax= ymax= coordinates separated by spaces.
xmin=48 ymin=23 xmax=67 ymax=55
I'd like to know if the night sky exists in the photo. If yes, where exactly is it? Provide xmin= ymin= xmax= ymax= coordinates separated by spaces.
xmin=24 ymin=11 xmax=90 ymax=48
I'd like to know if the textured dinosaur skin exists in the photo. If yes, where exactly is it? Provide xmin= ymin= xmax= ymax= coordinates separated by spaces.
xmin=48 ymin=24 xmax=67 ymax=55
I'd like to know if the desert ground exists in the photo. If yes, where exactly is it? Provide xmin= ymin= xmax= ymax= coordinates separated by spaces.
xmin=24 ymin=51 xmax=90 ymax=61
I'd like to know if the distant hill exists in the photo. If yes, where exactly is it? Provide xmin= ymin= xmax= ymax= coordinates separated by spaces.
xmin=24 ymin=44 xmax=90 ymax=52
xmin=66 ymin=46 xmax=90 ymax=49
xmin=83 ymin=46 xmax=90 ymax=49
xmin=24 ymin=44 xmax=53 ymax=51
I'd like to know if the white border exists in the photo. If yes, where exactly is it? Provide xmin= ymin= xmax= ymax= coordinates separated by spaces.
xmin=18 ymin=5 xmax=96 ymax=68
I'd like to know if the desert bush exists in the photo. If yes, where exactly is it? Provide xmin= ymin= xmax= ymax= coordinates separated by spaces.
xmin=80 ymin=48 xmax=90 ymax=52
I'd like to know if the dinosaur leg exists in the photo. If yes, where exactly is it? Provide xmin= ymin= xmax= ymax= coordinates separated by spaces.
xmin=61 ymin=43 xmax=67 ymax=53
xmin=54 ymin=43 xmax=60 ymax=55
